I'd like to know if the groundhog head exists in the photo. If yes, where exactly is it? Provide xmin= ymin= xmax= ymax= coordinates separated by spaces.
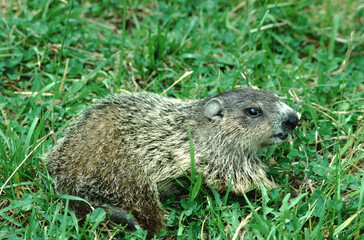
xmin=203 ymin=88 xmax=299 ymax=151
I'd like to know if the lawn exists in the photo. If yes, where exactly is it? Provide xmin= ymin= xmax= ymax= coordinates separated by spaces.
xmin=0 ymin=0 xmax=363 ymax=239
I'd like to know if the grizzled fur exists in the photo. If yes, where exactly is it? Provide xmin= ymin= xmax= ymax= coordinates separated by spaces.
xmin=46 ymin=88 xmax=298 ymax=236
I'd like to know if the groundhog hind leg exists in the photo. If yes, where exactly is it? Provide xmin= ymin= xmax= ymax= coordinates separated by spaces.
xmin=93 ymin=204 xmax=138 ymax=231
xmin=67 ymin=197 xmax=141 ymax=233
xmin=100 ymin=163 xmax=165 ymax=237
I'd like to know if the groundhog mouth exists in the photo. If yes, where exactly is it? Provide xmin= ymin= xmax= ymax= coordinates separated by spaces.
xmin=274 ymin=133 xmax=289 ymax=140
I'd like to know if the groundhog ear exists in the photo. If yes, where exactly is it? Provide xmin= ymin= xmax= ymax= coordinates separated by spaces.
xmin=204 ymin=99 xmax=223 ymax=120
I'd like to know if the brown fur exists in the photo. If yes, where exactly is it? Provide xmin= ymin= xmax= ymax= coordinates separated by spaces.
xmin=46 ymin=88 xmax=298 ymax=236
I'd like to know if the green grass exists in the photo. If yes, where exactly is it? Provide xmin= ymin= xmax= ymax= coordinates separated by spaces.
xmin=0 ymin=0 xmax=363 ymax=239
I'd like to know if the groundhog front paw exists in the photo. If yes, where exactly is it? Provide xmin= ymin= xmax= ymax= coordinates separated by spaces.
xmin=258 ymin=178 xmax=278 ymax=190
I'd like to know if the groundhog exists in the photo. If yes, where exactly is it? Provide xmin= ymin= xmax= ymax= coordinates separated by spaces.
xmin=46 ymin=88 xmax=298 ymax=236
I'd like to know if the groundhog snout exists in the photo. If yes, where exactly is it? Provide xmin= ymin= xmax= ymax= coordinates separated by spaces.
xmin=281 ymin=113 xmax=299 ymax=133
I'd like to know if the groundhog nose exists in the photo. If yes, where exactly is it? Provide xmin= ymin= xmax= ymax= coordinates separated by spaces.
xmin=282 ymin=113 xmax=299 ymax=132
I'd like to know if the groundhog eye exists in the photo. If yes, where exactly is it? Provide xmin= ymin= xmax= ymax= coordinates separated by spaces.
xmin=246 ymin=108 xmax=261 ymax=118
